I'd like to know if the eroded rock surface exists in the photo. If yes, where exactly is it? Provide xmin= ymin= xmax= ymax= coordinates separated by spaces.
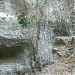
xmin=0 ymin=18 xmax=36 ymax=75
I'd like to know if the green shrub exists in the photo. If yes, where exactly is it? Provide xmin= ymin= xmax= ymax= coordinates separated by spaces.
xmin=18 ymin=13 xmax=30 ymax=27
xmin=1 ymin=17 xmax=6 ymax=20
xmin=0 ymin=17 xmax=6 ymax=23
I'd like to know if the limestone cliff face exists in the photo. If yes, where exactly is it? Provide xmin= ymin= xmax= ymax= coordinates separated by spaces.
xmin=0 ymin=0 xmax=75 ymax=75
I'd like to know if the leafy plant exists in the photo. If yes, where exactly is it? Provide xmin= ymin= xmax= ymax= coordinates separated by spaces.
xmin=0 ymin=17 xmax=6 ymax=23
xmin=1 ymin=17 xmax=6 ymax=20
xmin=18 ymin=13 xmax=30 ymax=27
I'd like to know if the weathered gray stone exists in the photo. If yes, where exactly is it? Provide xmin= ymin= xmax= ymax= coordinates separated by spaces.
xmin=0 ymin=20 xmax=35 ymax=75
xmin=37 ymin=26 xmax=53 ymax=67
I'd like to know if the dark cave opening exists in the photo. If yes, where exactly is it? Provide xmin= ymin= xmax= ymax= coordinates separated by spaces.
xmin=0 ymin=45 xmax=23 ymax=59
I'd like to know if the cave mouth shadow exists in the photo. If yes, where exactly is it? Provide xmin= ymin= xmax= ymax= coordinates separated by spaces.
xmin=0 ymin=45 xmax=24 ymax=59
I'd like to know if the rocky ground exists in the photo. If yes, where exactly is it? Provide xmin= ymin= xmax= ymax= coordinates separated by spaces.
xmin=34 ymin=36 xmax=75 ymax=75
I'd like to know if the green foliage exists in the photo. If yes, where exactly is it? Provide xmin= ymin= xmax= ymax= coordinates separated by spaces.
xmin=0 ymin=17 xmax=6 ymax=23
xmin=18 ymin=13 xmax=30 ymax=27
xmin=1 ymin=17 xmax=6 ymax=20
